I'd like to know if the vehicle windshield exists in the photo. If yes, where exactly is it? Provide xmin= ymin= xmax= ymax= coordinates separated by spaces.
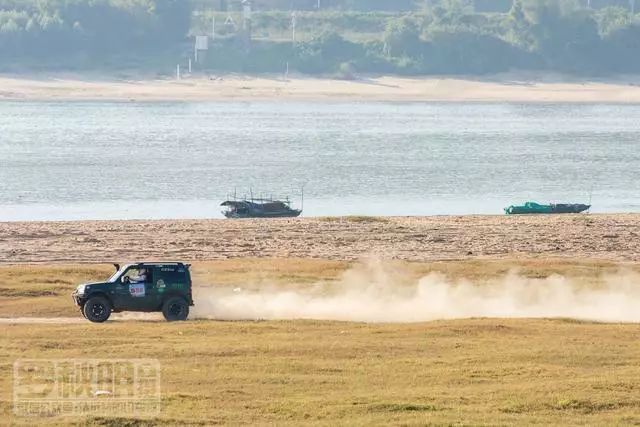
xmin=108 ymin=265 xmax=130 ymax=283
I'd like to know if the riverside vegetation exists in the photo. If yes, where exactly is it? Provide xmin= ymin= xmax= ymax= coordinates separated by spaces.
xmin=3 ymin=0 xmax=640 ymax=75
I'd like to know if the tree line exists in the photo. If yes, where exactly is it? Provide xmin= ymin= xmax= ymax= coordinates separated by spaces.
xmin=2 ymin=0 xmax=640 ymax=75
xmin=204 ymin=0 xmax=640 ymax=75
xmin=0 ymin=0 xmax=190 ymax=66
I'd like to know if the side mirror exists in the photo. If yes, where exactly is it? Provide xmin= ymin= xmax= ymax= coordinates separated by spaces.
xmin=122 ymin=276 xmax=130 ymax=284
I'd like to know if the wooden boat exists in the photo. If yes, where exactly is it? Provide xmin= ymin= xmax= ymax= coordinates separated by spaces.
xmin=504 ymin=202 xmax=590 ymax=215
xmin=221 ymin=197 xmax=302 ymax=219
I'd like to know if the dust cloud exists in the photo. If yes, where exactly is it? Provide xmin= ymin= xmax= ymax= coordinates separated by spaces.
xmin=192 ymin=259 xmax=640 ymax=323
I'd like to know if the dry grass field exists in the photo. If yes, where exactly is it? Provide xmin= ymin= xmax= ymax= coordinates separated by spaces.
xmin=2 ymin=258 xmax=640 ymax=425
xmin=3 ymin=318 xmax=640 ymax=426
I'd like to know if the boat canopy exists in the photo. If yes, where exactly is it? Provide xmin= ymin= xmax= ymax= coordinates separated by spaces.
xmin=221 ymin=201 xmax=245 ymax=207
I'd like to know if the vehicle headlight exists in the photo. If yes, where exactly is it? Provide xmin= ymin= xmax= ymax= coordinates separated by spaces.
xmin=76 ymin=285 xmax=86 ymax=295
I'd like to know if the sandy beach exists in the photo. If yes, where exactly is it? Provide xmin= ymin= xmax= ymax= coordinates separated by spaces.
xmin=1 ymin=214 xmax=638 ymax=264
xmin=3 ymin=73 xmax=640 ymax=102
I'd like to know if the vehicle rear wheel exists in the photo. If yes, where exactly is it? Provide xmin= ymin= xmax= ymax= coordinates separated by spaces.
xmin=162 ymin=297 xmax=189 ymax=321
xmin=83 ymin=296 xmax=111 ymax=323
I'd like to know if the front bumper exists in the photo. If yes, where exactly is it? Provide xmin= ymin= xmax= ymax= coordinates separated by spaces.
xmin=71 ymin=291 xmax=85 ymax=307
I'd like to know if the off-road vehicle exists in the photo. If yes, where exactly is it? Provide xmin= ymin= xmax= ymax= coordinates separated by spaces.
xmin=72 ymin=262 xmax=193 ymax=323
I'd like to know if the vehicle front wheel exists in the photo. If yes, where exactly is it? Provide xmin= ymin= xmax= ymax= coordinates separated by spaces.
xmin=162 ymin=297 xmax=189 ymax=321
xmin=83 ymin=296 xmax=111 ymax=323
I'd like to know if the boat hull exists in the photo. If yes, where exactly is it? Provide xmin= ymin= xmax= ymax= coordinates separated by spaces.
xmin=223 ymin=210 xmax=302 ymax=219
xmin=505 ymin=202 xmax=590 ymax=215
xmin=221 ymin=199 xmax=302 ymax=219
xmin=550 ymin=204 xmax=591 ymax=214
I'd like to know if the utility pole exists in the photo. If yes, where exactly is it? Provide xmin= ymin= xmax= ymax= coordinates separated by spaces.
xmin=242 ymin=0 xmax=252 ymax=51
xmin=632 ymin=0 xmax=636 ymax=14
xmin=291 ymin=12 xmax=297 ymax=43
xmin=212 ymin=15 xmax=215 ymax=40
xmin=243 ymin=0 xmax=252 ymax=32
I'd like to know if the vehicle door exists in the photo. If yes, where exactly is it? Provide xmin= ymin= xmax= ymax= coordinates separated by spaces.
xmin=143 ymin=267 xmax=165 ymax=310
xmin=112 ymin=266 xmax=153 ymax=311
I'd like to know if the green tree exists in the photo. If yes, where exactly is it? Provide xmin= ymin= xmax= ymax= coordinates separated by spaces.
xmin=595 ymin=6 xmax=632 ymax=36
xmin=153 ymin=0 xmax=191 ymax=41
xmin=430 ymin=0 xmax=473 ymax=29
xmin=383 ymin=16 xmax=422 ymax=57
xmin=529 ymin=4 xmax=601 ymax=71
xmin=425 ymin=30 xmax=522 ymax=74
xmin=505 ymin=0 xmax=533 ymax=48
xmin=295 ymin=30 xmax=363 ymax=73
xmin=601 ymin=23 xmax=640 ymax=72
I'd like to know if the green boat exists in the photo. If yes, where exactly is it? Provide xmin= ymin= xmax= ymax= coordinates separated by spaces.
xmin=504 ymin=202 xmax=591 ymax=215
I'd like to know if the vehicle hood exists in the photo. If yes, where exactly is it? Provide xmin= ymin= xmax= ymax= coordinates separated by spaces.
xmin=74 ymin=282 xmax=110 ymax=293
xmin=81 ymin=281 xmax=109 ymax=287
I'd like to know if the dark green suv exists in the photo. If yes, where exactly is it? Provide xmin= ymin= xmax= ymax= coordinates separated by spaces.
xmin=72 ymin=262 xmax=194 ymax=323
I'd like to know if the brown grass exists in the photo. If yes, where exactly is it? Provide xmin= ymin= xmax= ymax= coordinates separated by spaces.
xmin=2 ymin=259 xmax=640 ymax=425
xmin=2 ymin=319 xmax=640 ymax=425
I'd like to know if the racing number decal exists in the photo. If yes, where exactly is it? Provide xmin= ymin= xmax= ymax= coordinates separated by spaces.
xmin=129 ymin=283 xmax=145 ymax=297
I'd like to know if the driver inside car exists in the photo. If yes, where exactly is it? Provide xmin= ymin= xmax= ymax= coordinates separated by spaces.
xmin=131 ymin=268 xmax=149 ymax=284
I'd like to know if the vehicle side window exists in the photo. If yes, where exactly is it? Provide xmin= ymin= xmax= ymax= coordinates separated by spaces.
xmin=121 ymin=267 xmax=136 ymax=282
xmin=162 ymin=271 xmax=187 ymax=285
xmin=121 ymin=267 xmax=151 ymax=283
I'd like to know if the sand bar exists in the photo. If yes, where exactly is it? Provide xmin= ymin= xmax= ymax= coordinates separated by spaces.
xmin=1 ymin=214 xmax=638 ymax=264
xmin=3 ymin=73 xmax=640 ymax=102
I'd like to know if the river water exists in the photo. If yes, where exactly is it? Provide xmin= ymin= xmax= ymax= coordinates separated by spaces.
xmin=1 ymin=101 xmax=639 ymax=221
